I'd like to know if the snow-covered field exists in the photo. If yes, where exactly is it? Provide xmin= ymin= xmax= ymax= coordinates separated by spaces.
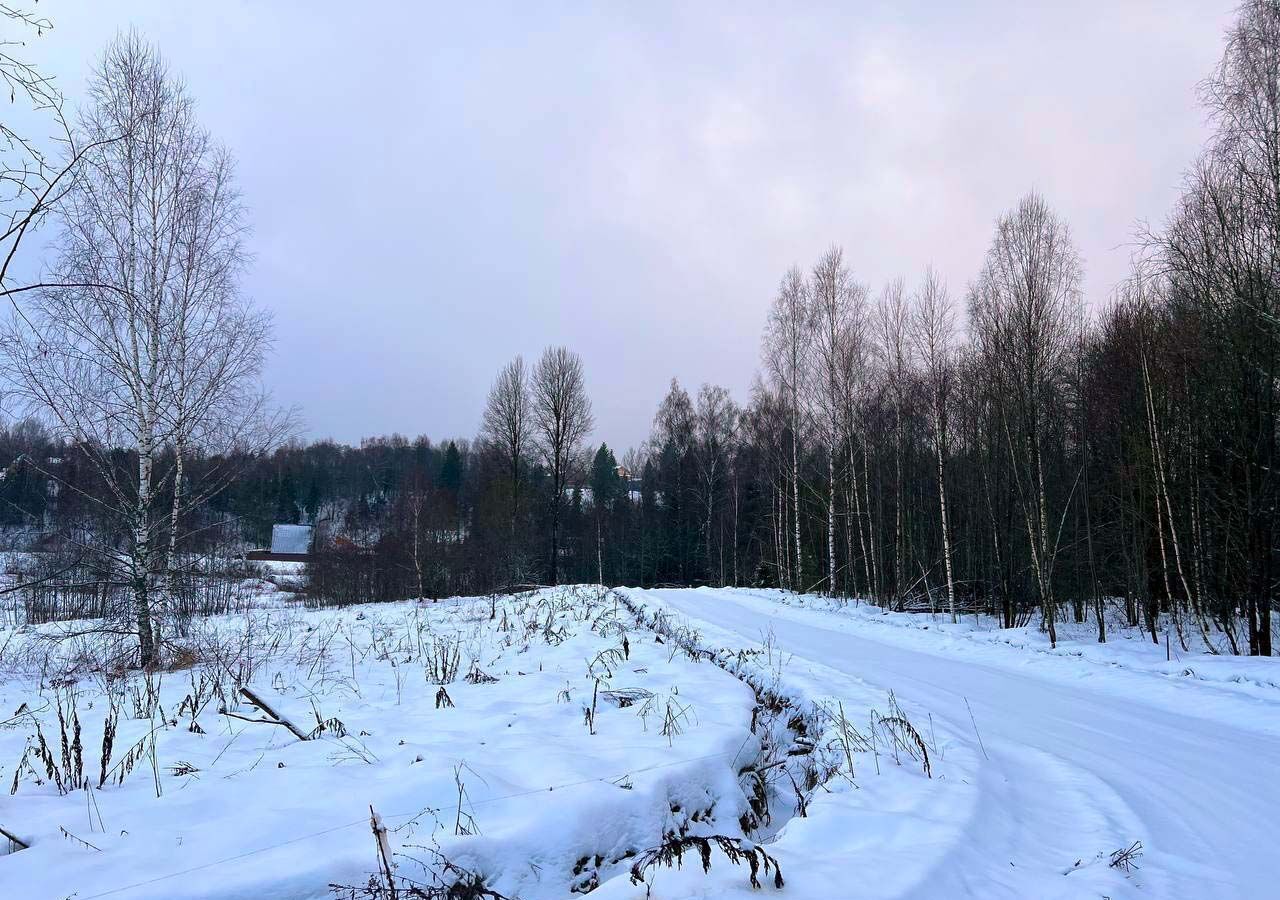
xmin=1 ymin=585 xmax=1276 ymax=899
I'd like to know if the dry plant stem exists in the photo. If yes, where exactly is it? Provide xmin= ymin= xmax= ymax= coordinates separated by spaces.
xmin=0 ymin=823 xmax=29 ymax=851
xmin=965 ymin=696 xmax=989 ymax=761
xmin=836 ymin=700 xmax=855 ymax=779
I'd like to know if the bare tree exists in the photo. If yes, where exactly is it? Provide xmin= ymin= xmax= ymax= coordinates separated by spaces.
xmin=0 ymin=33 xmax=283 ymax=665
xmin=530 ymin=346 xmax=593 ymax=584
xmin=652 ymin=378 xmax=694 ymax=456
xmin=158 ymin=140 xmax=289 ymax=611
xmin=808 ymin=246 xmax=863 ymax=598
xmin=650 ymin=377 xmax=696 ymax=580
xmin=911 ymin=266 xmax=958 ymax=622
xmin=481 ymin=355 xmax=529 ymax=533
xmin=763 ymin=267 xmax=809 ymax=591
xmin=1168 ymin=0 xmax=1280 ymax=654
xmin=971 ymin=192 xmax=1083 ymax=646
xmin=741 ymin=379 xmax=792 ymax=587
xmin=874 ymin=277 xmax=912 ymax=606
xmin=693 ymin=383 xmax=737 ymax=585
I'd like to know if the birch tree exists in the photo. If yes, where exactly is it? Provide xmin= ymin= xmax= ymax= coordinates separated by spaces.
xmin=692 ymin=383 xmax=737 ymax=585
xmin=0 ymin=34 xmax=282 ymax=665
xmin=652 ymin=378 xmax=695 ymax=581
xmin=911 ymin=266 xmax=958 ymax=622
xmin=158 ymin=140 xmax=286 ymax=613
xmin=808 ymin=246 xmax=863 ymax=597
xmin=763 ymin=267 xmax=809 ymax=591
xmin=971 ymin=192 xmax=1082 ymax=646
xmin=875 ymin=278 xmax=912 ymax=606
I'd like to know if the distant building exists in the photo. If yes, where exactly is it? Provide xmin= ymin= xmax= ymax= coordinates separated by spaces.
xmin=246 ymin=524 xmax=314 ymax=562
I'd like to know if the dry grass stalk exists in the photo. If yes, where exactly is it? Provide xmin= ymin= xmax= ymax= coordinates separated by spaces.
xmin=629 ymin=834 xmax=784 ymax=890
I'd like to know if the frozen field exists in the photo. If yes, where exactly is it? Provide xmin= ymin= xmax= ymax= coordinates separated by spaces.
xmin=0 ymin=586 xmax=1276 ymax=899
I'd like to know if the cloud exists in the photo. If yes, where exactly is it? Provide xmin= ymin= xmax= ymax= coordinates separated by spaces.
xmin=33 ymin=0 xmax=1237 ymax=448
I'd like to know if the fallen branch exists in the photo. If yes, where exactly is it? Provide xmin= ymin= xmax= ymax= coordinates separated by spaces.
xmin=220 ymin=709 xmax=296 ymax=729
xmin=238 ymin=686 xmax=310 ymax=741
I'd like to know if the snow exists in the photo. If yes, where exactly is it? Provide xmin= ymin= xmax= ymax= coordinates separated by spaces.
xmin=250 ymin=559 xmax=308 ymax=591
xmin=1 ymin=585 xmax=1276 ymax=899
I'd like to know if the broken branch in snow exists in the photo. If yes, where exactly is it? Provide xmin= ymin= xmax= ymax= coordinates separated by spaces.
xmin=1109 ymin=840 xmax=1143 ymax=872
xmin=218 ymin=709 xmax=290 ymax=728
xmin=238 ymin=686 xmax=310 ymax=741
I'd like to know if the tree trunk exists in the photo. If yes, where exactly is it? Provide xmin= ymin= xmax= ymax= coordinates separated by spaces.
xmin=135 ymin=448 xmax=155 ymax=668
xmin=732 ymin=479 xmax=740 ymax=587
xmin=791 ymin=426 xmax=803 ymax=592
xmin=862 ymin=442 xmax=879 ymax=602
xmin=549 ymin=488 xmax=560 ymax=586
xmin=934 ymin=415 xmax=956 ymax=624
xmin=827 ymin=447 xmax=837 ymax=598
xmin=165 ymin=443 xmax=186 ymax=609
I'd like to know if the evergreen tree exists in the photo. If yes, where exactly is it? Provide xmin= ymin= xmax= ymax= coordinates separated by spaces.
xmin=589 ymin=444 xmax=621 ymax=509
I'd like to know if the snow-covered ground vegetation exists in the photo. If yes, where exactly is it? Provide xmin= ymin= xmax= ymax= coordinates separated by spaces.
xmin=0 ymin=586 xmax=887 ymax=899
xmin=6 ymin=584 xmax=1271 ymax=899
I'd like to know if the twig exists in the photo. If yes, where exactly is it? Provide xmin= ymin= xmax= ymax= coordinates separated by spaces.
xmin=219 ymin=709 xmax=288 ymax=728
xmin=60 ymin=826 xmax=102 ymax=852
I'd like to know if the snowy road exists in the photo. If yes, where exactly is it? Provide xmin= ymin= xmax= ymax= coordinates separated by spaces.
xmin=628 ymin=588 xmax=1280 ymax=900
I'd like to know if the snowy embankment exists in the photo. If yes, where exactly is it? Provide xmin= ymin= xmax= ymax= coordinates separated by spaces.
xmin=720 ymin=588 xmax=1280 ymax=734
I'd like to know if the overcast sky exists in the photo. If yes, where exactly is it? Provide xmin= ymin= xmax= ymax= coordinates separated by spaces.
xmin=30 ymin=1 xmax=1236 ymax=451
